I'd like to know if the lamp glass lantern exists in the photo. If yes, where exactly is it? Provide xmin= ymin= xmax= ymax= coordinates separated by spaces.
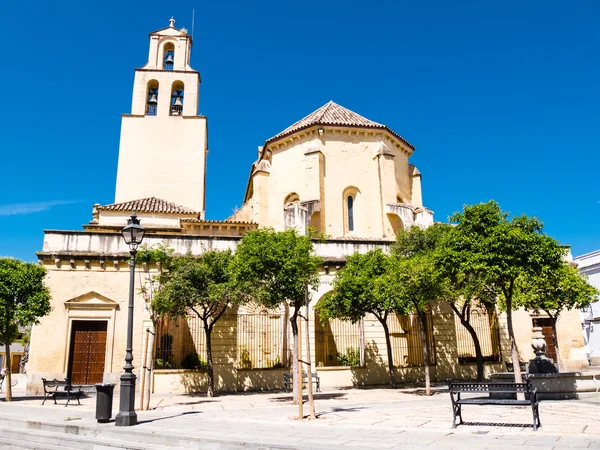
xmin=121 ymin=212 xmax=145 ymax=249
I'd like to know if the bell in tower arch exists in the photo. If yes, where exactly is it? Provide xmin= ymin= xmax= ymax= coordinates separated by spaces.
xmin=148 ymin=92 xmax=158 ymax=104
xmin=173 ymin=96 xmax=183 ymax=107
xmin=165 ymin=53 xmax=174 ymax=64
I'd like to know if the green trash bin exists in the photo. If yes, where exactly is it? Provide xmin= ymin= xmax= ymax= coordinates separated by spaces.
xmin=95 ymin=383 xmax=115 ymax=423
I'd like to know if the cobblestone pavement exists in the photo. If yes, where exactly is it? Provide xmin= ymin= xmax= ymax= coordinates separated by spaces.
xmin=1 ymin=383 xmax=600 ymax=448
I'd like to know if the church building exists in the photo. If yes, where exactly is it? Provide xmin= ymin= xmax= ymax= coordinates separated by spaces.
xmin=26 ymin=20 xmax=588 ymax=395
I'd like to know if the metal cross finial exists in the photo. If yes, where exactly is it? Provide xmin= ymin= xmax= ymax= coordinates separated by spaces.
xmin=169 ymin=17 xmax=175 ymax=28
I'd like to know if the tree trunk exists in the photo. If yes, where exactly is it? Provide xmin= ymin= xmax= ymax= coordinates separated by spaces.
xmin=4 ymin=339 xmax=12 ymax=402
xmin=290 ymin=308 xmax=302 ymax=415
xmin=304 ymin=297 xmax=316 ymax=419
xmin=449 ymin=303 xmax=485 ymax=381
xmin=504 ymin=287 xmax=524 ymax=401
xmin=377 ymin=315 xmax=396 ymax=387
xmin=281 ymin=303 xmax=289 ymax=367
xmin=416 ymin=310 xmax=431 ymax=396
xmin=139 ymin=327 xmax=150 ymax=410
xmin=359 ymin=318 xmax=365 ymax=367
xmin=548 ymin=313 xmax=561 ymax=371
xmin=205 ymin=324 xmax=215 ymax=397
xmin=142 ymin=324 xmax=156 ymax=410
xmin=505 ymin=303 xmax=522 ymax=384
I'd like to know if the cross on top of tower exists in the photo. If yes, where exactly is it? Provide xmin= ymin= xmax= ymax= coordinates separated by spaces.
xmin=169 ymin=17 xmax=175 ymax=28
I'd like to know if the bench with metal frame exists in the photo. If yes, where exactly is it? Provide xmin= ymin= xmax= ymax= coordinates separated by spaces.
xmin=283 ymin=372 xmax=320 ymax=393
xmin=449 ymin=380 xmax=540 ymax=431
xmin=41 ymin=378 xmax=83 ymax=406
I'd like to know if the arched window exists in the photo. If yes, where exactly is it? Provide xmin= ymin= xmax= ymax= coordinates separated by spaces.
xmin=170 ymin=81 xmax=184 ymax=116
xmin=163 ymin=43 xmax=175 ymax=70
xmin=347 ymin=196 xmax=354 ymax=232
xmin=146 ymin=80 xmax=159 ymax=116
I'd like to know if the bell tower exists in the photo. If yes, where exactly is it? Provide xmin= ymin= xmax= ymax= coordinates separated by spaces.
xmin=114 ymin=17 xmax=207 ymax=216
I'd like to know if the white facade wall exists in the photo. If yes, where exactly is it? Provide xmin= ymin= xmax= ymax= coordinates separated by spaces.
xmin=575 ymin=250 xmax=600 ymax=362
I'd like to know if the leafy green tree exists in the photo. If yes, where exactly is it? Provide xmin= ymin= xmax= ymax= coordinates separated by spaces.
xmin=434 ymin=225 xmax=499 ymax=381
xmin=515 ymin=262 xmax=598 ymax=370
xmin=152 ymin=250 xmax=243 ymax=397
xmin=447 ymin=201 xmax=564 ymax=384
xmin=388 ymin=226 xmax=448 ymax=395
xmin=0 ymin=258 xmax=51 ymax=401
xmin=232 ymin=228 xmax=321 ymax=417
xmin=315 ymin=249 xmax=398 ymax=385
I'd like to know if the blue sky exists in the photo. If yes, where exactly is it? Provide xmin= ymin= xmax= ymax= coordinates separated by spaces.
xmin=1 ymin=1 xmax=599 ymax=261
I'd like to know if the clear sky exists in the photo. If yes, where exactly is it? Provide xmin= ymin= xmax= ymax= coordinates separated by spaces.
xmin=1 ymin=1 xmax=599 ymax=261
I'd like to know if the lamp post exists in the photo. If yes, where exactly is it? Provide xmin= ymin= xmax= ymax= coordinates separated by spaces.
xmin=115 ymin=212 xmax=145 ymax=427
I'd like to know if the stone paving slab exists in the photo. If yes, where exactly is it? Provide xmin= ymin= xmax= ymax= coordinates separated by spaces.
xmin=1 ymin=386 xmax=600 ymax=448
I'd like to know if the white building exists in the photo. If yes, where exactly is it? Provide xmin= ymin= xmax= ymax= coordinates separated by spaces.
xmin=575 ymin=250 xmax=600 ymax=365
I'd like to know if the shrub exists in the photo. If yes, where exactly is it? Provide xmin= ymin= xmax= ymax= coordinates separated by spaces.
xmin=182 ymin=352 xmax=207 ymax=370
xmin=336 ymin=347 xmax=361 ymax=366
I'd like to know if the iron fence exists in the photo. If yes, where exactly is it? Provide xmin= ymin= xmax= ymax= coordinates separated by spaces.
xmin=387 ymin=312 xmax=436 ymax=367
xmin=154 ymin=316 xmax=207 ymax=370
xmin=234 ymin=313 xmax=288 ymax=369
xmin=454 ymin=310 xmax=500 ymax=363
xmin=314 ymin=313 xmax=361 ymax=367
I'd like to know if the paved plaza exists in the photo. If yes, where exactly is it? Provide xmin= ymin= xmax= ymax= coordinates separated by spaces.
xmin=1 ymin=379 xmax=600 ymax=449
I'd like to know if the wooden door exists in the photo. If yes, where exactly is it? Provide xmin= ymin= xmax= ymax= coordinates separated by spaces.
xmin=11 ymin=354 xmax=21 ymax=374
xmin=533 ymin=318 xmax=557 ymax=362
xmin=68 ymin=321 xmax=107 ymax=385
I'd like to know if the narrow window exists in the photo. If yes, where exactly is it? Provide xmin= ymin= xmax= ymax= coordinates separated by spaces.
xmin=347 ymin=196 xmax=354 ymax=232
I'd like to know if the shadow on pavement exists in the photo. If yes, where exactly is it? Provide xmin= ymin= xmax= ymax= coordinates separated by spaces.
xmin=269 ymin=392 xmax=347 ymax=403
xmin=317 ymin=406 xmax=366 ymax=416
xmin=460 ymin=421 xmax=534 ymax=429
xmin=1 ymin=396 xmax=46 ymax=403
xmin=138 ymin=410 xmax=202 ymax=424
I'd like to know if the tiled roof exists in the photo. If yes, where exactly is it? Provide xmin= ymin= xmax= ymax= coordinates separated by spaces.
xmin=98 ymin=197 xmax=198 ymax=215
xmin=265 ymin=101 xmax=414 ymax=149
xmin=180 ymin=219 xmax=257 ymax=225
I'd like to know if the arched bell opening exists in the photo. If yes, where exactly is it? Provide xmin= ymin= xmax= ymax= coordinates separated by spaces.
xmin=145 ymin=80 xmax=159 ymax=116
xmin=170 ymin=81 xmax=185 ymax=116
xmin=163 ymin=43 xmax=175 ymax=70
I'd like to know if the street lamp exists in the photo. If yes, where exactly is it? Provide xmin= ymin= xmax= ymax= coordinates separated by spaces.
xmin=115 ymin=212 xmax=145 ymax=427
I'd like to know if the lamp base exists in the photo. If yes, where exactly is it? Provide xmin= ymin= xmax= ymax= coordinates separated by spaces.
xmin=115 ymin=410 xmax=137 ymax=427
xmin=115 ymin=372 xmax=137 ymax=427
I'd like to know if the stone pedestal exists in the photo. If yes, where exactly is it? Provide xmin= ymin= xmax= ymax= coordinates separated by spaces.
xmin=528 ymin=326 xmax=558 ymax=375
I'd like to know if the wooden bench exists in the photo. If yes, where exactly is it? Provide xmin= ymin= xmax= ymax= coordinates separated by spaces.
xmin=283 ymin=372 xmax=320 ymax=393
xmin=41 ymin=378 xmax=83 ymax=406
xmin=449 ymin=381 xmax=540 ymax=431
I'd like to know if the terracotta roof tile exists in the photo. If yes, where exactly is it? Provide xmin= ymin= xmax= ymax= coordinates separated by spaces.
xmin=98 ymin=197 xmax=198 ymax=215
xmin=265 ymin=101 xmax=414 ymax=149
xmin=180 ymin=218 xmax=257 ymax=225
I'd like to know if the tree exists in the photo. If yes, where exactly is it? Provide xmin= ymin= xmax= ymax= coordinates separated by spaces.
xmin=0 ymin=258 xmax=51 ymax=401
xmin=135 ymin=242 xmax=174 ymax=409
xmin=434 ymin=226 xmax=499 ymax=381
xmin=152 ymin=250 xmax=243 ymax=397
xmin=315 ymin=249 xmax=398 ymax=386
xmin=447 ymin=201 xmax=564 ymax=385
xmin=388 ymin=226 xmax=448 ymax=395
xmin=232 ymin=228 xmax=321 ymax=418
xmin=515 ymin=262 xmax=598 ymax=370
